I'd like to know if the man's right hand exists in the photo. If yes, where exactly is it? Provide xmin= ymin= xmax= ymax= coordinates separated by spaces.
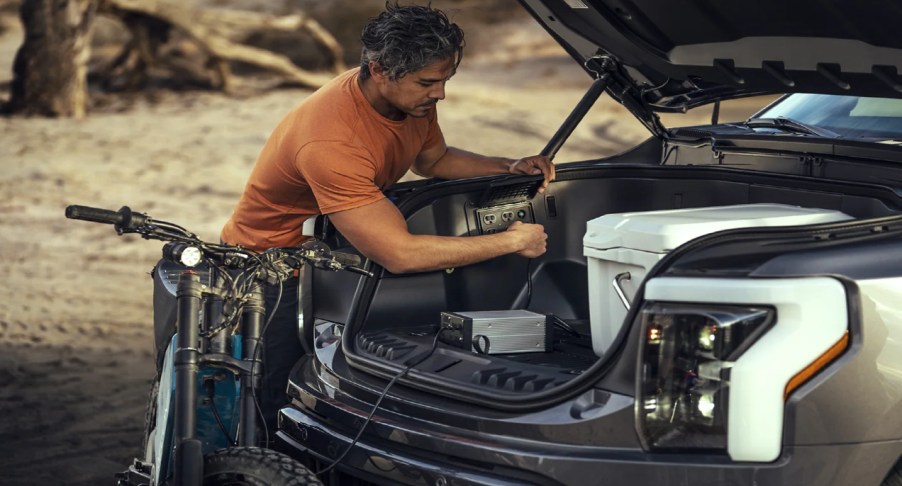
xmin=329 ymin=199 xmax=549 ymax=273
xmin=505 ymin=221 xmax=547 ymax=258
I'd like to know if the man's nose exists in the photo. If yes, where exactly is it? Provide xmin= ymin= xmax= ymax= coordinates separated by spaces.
xmin=430 ymin=82 xmax=446 ymax=100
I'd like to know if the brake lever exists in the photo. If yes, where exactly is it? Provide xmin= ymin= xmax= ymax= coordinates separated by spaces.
xmin=293 ymin=242 xmax=373 ymax=277
xmin=306 ymin=254 xmax=373 ymax=277
xmin=344 ymin=265 xmax=374 ymax=278
xmin=327 ymin=251 xmax=372 ymax=277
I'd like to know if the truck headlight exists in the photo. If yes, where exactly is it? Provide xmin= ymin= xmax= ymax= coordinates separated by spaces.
xmin=637 ymin=302 xmax=775 ymax=450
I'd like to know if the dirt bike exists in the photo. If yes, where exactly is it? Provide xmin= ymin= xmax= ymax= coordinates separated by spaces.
xmin=65 ymin=205 xmax=371 ymax=486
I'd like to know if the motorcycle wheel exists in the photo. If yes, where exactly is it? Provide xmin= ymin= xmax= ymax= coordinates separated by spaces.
xmin=202 ymin=447 xmax=322 ymax=485
xmin=142 ymin=375 xmax=160 ymax=462
xmin=883 ymin=457 xmax=902 ymax=486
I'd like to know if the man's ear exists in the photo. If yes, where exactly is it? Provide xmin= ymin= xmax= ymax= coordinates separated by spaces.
xmin=369 ymin=61 xmax=389 ymax=84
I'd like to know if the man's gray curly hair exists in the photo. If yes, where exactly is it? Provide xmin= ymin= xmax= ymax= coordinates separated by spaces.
xmin=359 ymin=2 xmax=465 ymax=81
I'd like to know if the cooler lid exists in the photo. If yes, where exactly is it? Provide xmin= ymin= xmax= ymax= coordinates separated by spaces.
xmin=583 ymin=203 xmax=852 ymax=253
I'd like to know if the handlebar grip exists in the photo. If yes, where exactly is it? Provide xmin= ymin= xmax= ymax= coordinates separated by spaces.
xmin=65 ymin=205 xmax=126 ymax=225
xmin=65 ymin=205 xmax=149 ymax=230
xmin=332 ymin=251 xmax=362 ymax=267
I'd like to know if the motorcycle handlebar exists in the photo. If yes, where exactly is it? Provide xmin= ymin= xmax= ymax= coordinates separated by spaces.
xmin=65 ymin=205 xmax=373 ymax=277
xmin=65 ymin=205 xmax=148 ymax=229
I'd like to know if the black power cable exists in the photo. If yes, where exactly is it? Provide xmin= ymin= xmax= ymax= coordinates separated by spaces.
xmin=522 ymin=257 xmax=579 ymax=338
xmin=205 ymin=379 xmax=238 ymax=447
xmin=250 ymin=278 xmax=282 ymax=448
xmin=247 ymin=250 xmax=296 ymax=447
xmin=313 ymin=249 xmax=542 ymax=476
xmin=316 ymin=327 xmax=447 ymax=477
xmin=548 ymin=313 xmax=580 ymax=337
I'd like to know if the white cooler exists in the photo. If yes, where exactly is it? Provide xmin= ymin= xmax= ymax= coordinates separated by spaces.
xmin=583 ymin=203 xmax=853 ymax=357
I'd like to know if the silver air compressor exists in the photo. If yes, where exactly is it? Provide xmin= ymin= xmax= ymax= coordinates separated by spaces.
xmin=439 ymin=310 xmax=552 ymax=354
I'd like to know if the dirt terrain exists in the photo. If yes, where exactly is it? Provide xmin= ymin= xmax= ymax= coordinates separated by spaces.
xmin=0 ymin=4 xmax=760 ymax=484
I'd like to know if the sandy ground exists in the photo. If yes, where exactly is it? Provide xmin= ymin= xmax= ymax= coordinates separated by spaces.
xmin=0 ymin=7 xmax=761 ymax=484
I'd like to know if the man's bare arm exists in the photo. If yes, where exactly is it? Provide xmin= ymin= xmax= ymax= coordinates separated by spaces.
xmin=327 ymin=198 xmax=547 ymax=274
xmin=413 ymin=144 xmax=556 ymax=193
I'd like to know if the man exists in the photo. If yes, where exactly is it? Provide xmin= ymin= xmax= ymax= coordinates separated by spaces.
xmin=221 ymin=2 xmax=554 ymax=433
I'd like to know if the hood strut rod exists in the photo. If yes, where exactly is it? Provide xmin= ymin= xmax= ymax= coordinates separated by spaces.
xmin=541 ymin=74 xmax=610 ymax=160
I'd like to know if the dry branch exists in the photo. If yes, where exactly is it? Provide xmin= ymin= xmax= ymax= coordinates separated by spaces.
xmin=97 ymin=0 xmax=346 ymax=91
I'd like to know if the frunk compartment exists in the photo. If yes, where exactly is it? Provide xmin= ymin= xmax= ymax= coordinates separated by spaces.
xmin=583 ymin=203 xmax=853 ymax=357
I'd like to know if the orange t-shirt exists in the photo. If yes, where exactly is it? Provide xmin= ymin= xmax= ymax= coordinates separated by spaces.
xmin=221 ymin=68 xmax=444 ymax=251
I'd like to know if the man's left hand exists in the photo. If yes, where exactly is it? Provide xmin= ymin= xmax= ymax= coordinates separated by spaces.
xmin=508 ymin=155 xmax=555 ymax=193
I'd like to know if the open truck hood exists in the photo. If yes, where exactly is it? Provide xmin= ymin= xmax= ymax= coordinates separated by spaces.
xmin=520 ymin=0 xmax=902 ymax=117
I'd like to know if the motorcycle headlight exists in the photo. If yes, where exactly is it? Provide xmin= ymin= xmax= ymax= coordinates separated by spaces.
xmin=637 ymin=302 xmax=775 ymax=450
xmin=163 ymin=242 xmax=203 ymax=267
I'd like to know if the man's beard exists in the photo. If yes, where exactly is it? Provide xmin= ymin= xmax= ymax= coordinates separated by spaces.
xmin=407 ymin=101 xmax=437 ymax=118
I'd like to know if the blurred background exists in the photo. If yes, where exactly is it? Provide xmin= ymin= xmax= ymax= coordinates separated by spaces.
xmin=0 ymin=1 xmax=768 ymax=484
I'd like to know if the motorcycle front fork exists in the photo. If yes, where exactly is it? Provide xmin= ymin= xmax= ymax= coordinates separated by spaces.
xmin=172 ymin=271 xmax=265 ymax=486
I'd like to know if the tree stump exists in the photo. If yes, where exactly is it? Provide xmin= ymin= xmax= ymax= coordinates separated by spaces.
xmin=6 ymin=0 xmax=96 ymax=118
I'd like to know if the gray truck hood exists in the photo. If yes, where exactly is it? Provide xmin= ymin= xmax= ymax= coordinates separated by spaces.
xmin=520 ymin=0 xmax=902 ymax=114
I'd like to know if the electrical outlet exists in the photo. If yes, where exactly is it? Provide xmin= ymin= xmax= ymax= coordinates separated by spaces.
xmin=475 ymin=202 xmax=534 ymax=234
